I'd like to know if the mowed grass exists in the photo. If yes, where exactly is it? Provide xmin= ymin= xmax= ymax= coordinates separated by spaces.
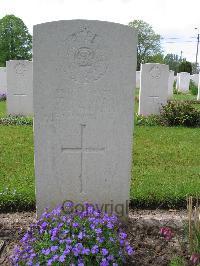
xmin=0 ymin=125 xmax=34 ymax=211
xmin=0 ymin=95 xmax=200 ymax=211
xmin=131 ymin=126 xmax=200 ymax=208
xmin=0 ymin=101 xmax=6 ymax=117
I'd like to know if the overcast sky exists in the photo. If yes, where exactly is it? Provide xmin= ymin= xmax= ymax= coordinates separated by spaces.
xmin=0 ymin=0 xmax=200 ymax=62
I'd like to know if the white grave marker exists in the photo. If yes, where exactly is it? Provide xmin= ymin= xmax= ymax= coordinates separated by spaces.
xmin=0 ymin=67 xmax=7 ymax=95
xmin=6 ymin=60 xmax=33 ymax=115
xmin=138 ymin=63 xmax=169 ymax=116
xmin=168 ymin=70 xmax=174 ymax=98
xmin=176 ymin=72 xmax=190 ymax=92
xmin=33 ymin=20 xmax=137 ymax=216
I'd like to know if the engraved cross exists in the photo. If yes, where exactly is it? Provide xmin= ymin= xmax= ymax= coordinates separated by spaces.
xmin=61 ymin=124 xmax=105 ymax=193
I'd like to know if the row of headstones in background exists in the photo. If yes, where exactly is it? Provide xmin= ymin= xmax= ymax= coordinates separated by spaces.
xmin=137 ymin=66 xmax=200 ymax=116
xmin=6 ymin=60 xmax=33 ymax=116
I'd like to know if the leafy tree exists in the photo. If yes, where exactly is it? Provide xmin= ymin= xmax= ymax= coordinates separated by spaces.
xmin=148 ymin=53 xmax=164 ymax=64
xmin=163 ymin=53 xmax=182 ymax=74
xmin=0 ymin=15 xmax=32 ymax=66
xmin=178 ymin=60 xmax=192 ymax=74
xmin=128 ymin=20 xmax=162 ymax=70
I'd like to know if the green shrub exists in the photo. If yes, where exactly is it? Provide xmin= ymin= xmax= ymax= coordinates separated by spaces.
xmin=189 ymin=80 xmax=198 ymax=95
xmin=135 ymin=114 xmax=160 ymax=126
xmin=160 ymin=101 xmax=200 ymax=127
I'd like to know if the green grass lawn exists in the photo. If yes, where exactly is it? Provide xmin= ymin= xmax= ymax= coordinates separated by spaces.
xmin=0 ymin=96 xmax=200 ymax=211
xmin=0 ymin=101 xmax=6 ymax=117
xmin=131 ymin=126 xmax=200 ymax=208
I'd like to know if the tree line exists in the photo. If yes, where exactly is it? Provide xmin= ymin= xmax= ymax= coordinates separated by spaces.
xmin=0 ymin=15 xmax=196 ymax=74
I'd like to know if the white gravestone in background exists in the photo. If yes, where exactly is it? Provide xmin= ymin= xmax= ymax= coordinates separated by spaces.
xmin=136 ymin=71 xmax=140 ymax=88
xmin=191 ymin=74 xmax=199 ymax=86
xmin=197 ymin=78 xmax=200 ymax=100
xmin=138 ymin=63 xmax=169 ymax=116
xmin=33 ymin=20 xmax=137 ymax=216
xmin=0 ymin=67 xmax=7 ymax=95
xmin=168 ymin=70 xmax=174 ymax=98
xmin=176 ymin=72 xmax=190 ymax=92
xmin=6 ymin=60 xmax=33 ymax=115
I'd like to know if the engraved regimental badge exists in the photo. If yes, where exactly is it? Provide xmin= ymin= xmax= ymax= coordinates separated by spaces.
xmin=66 ymin=26 xmax=108 ymax=84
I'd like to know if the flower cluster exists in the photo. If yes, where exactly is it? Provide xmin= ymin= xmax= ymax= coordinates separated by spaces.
xmin=11 ymin=203 xmax=134 ymax=265
xmin=0 ymin=92 xmax=6 ymax=101
xmin=160 ymin=227 xmax=174 ymax=241
xmin=0 ymin=115 xmax=33 ymax=126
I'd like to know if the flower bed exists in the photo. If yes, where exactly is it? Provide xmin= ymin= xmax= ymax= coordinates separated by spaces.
xmin=11 ymin=203 xmax=133 ymax=265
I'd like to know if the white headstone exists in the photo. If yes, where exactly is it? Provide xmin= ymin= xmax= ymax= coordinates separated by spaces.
xmin=6 ymin=60 xmax=33 ymax=116
xmin=0 ymin=67 xmax=7 ymax=95
xmin=33 ymin=20 xmax=137 ymax=216
xmin=176 ymin=72 xmax=190 ymax=92
xmin=136 ymin=71 xmax=140 ymax=88
xmin=197 ymin=77 xmax=200 ymax=101
xmin=190 ymin=74 xmax=199 ymax=86
xmin=168 ymin=70 xmax=174 ymax=98
xmin=138 ymin=63 xmax=169 ymax=116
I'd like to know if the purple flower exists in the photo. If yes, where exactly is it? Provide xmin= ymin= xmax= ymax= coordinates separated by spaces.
xmin=78 ymin=232 xmax=84 ymax=239
xmin=66 ymin=238 xmax=72 ymax=244
xmin=95 ymin=228 xmax=102 ymax=234
xmin=72 ymin=222 xmax=79 ymax=228
xmin=101 ymin=248 xmax=109 ymax=256
xmin=41 ymin=221 xmax=48 ymax=229
xmin=59 ymin=255 xmax=66 ymax=262
xmin=91 ymin=245 xmax=99 ymax=254
xmin=100 ymin=258 xmax=109 ymax=266
xmin=107 ymin=255 xmax=114 ymax=261
xmin=47 ymin=259 xmax=53 ymax=265
xmin=52 ymin=255 xmax=59 ymax=261
xmin=126 ymin=245 xmax=134 ymax=255
xmin=51 ymin=236 xmax=57 ymax=241
xmin=41 ymin=248 xmax=50 ymax=255
xmin=51 ymin=228 xmax=59 ymax=237
xmin=63 ymin=248 xmax=70 ymax=255
xmin=97 ymin=236 xmax=104 ymax=243
xmin=107 ymin=222 xmax=114 ymax=229
xmin=119 ymin=232 xmax=127 ymax=240
xmin=82 ymin=248 xmax=90 ymax=255
xmin=51 ymin=246 xmax=58 ymax=252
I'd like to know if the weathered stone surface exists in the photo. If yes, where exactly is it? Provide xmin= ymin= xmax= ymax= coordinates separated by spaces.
xmin=6 ymin=60 xmax=33 ymax=115
xmin=168 ymin=70 xmax=174 ymax=98
xmin=138 ymin=63 xmax=169 ymax=116
xmin=176 ymin=72 xmax=190 ymax=92
xmin=33 ymin=20 xmax=137 ymax=216
xmin=0 ymin=67 xmax=7 ymax=95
